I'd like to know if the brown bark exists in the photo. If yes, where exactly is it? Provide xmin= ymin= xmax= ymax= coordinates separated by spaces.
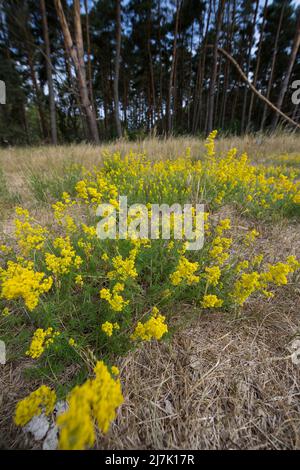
xmin=54 ymin=0 xmax=100 ymax=143
xmin=207 ymin=0 xmax=225 ymax=135
xmin=167 ymin=0 xmax=181 ymax=136
xmin=208 ymin=45 xmax=300 ymax=130
xmin=40 ymin=0 xmax=58 ymax=145
xmin=272 ymin=10 xmax=300 ymax=130
xmin=220 ymin=0 xmax=236 ymax=130
xmin=240 ymin=0 xmax=259 ymax=133
xmin=27 ymin=47 xmax=48 ymax=140
xmin=147 ymin=6 xmax=156 ymax=131
xmin=83 ymin=0 xmax=97 ymax=119
xmin=246 ymin=0 xmax=269 ymax=132
xmin=114 ymin=0 xmax=122 ymax=138
xmin=260 ymin=0 xmax=287 ymax=132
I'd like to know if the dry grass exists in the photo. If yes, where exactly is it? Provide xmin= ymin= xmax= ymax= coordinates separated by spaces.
xmin=1 ymin=133 xmax=300 ymax=175
xmin=1 ymin=135 xmax=300 ymax=450
xmin=101 ymin=300 xmax=300 ymax=450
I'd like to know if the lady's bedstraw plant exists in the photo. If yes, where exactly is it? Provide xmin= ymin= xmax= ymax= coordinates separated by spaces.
xmin=0 ymin=130 xmax=299 ymax=449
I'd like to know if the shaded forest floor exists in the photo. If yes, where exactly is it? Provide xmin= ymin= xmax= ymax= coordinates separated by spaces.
xmin=1 ymin=134 xmax=300 ymax=449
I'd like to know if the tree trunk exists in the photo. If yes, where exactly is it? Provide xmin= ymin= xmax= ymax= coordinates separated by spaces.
xmin=246 ymin=0 xmax=268 ymax=132
xmin=220 ymin=0 xmax=236 ymax=130
xmin=40 ymin=0 xmax=58 ymax=145
xmin=260 ymin=0 xmax=287 ymax=132
xmin=272 ymin=11 xmax=300 ymax=130
xmin=167 ymin=0 xmax=181 ymax=136
xmin=241 ymin=0 xmax=259 ymax=133
xmin=54 ymin=0 xmax=100 ymax=143
xmin=114 ymin=0 xmax=122 ymax=138
xmin=27 ymin=47 xmax=48 ymax=140
xmin=83 ymin=0 xmax=97 ymax=122
xmin=207 ymin=0 xmax=225 ymax=135
xmin=147 ymin=6 xmax=156 ymax=131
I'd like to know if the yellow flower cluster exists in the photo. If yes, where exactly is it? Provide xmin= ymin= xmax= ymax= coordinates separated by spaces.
xmin=75 ymin=174 xmax=118 ymax=207
xmin=131 ymin=307 xmax=168 ymax=341
xmin=14 ymin=385 xmax=56 ymax=427
xmin=45 ymin=236 xmax=82 ymax=275
xmin=57 ymin=361 xmax=123 ymax=450
xmin=235 ymin=260 xmax=249 ymax=273
xmin=209 ymin=236 xmax=232 ymax=266
xmin=15 ymin=207 xmax=48 ymax=255
xmin=205 ymin=266 xmax=221 ymax=286
xmin=100 ymin=283 xmax=129 ymax=312
xmin=26 ymin=327 xmax=60 ymax=359
xmin=216 ymin=218 xmax=231 ymax=235
xmin=170 ymin=256 xmax=199 ymax=286
xmin=75 ymin=274 xmax=83 ymax=287
xmin=101 ymin=321 xmax=120 ymax=337
xmin=0 ymin=261 xmax=53 ymax=310
xmin=0 ymin=244 xmax=12 ymax=255
xmin=232 ymin=272 xmax=261 ymax=306
xmin=2 ymin=306 xmax=10 ymax=316
xmin=232 ymin=256 xmax=299 ymax=306
xmin=202 ymin=294 xmax=223 ymax=308
xmin=205 ymin=130 xmax=218 ymax=158
xmin=108 ymin=250 xmax=138 ymax=281
xmin=261 ymin=257 xmax=300 ymax=286
xmin=244 ymin=229 xmax=259 ymax=246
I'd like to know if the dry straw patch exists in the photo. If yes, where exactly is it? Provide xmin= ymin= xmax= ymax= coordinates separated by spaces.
xmin=102 ymin=301 xmax=300 ymax=450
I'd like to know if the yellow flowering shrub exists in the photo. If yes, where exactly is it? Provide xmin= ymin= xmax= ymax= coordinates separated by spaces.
xmin=45 ymin=236 xmax=82 ymax=275
xmin=202 ymin=294 xmax=223 ymax=308
xmin=2 ymin=133 xmax=300 ymax=449
xmin=26 ymin=327 xmax=60 ymax=359
xmin=100 ymin=283 xmax=129 ymax=312
xmin=57 ymin=361 xmax=123 ymax=450
xmin=0 ymin=260 xmax=53 ymax=311
xmin=170 ymin=256 xmax=199 ymax=286
xmin=14 ymin=385 xmax=56 ymax=427
xmin=131 ymin=307 xmax=168 ymax=341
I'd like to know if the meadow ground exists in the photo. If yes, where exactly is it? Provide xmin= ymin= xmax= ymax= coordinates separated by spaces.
xmin=1 ymin=133 xmax=300 ymax=449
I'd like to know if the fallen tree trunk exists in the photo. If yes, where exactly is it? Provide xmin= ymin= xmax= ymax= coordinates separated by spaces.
xmin=206 ymin=45 xmax=300 ymax=131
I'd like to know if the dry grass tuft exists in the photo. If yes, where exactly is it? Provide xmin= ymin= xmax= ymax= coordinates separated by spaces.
xmin=100 ymin=296 xmax=300 ymax=450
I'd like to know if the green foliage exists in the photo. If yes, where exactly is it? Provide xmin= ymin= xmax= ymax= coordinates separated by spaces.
xmin=27 ymin=164 xmax=84 ymax=203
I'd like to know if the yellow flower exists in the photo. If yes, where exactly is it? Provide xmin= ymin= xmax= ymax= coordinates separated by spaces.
xmin=232 ymin=272 xmax=261 ymax=306
xmin=131 ymin=307 xmax=168 ymax=341
xmin=201 ymin=294 xmax=223 ymax=308
xmin=26 ymin=327 xmax=60 ymax=359
xmin=2 ymin=307 xmax=10 ymax=316
xmin=0 ymin=261 xmax=53 ymax=311
xmin=81 ymin=224 xmax=97 ymax=239
xmin=14 ymin=208 xmax=48 ymax=255
xmin=205 ymin=266 xmax=221 ymax=286
xmin=100 ymin=284 xmax=128 ymax=312
xmin=45 ymin=236 xmax=82 ymax=276
xmin=0 ymin=244 xmax=12 ymax=255
xmin=235 ymin=260 xmax=249 ymax=273
xmin=75 ymin=275 xmax=83 ymax=287
xmin=107 ymin=251 xmax=138 ymax=281
xmin=216 ymin=218 xmax=231 ymax=235
xmin=57 ymin=361 xmax=123 ymax=450
xmin=205 ymin=130 xmax=218 ymax=158
xmin=101 ymin=321 xmax=114 ymax=337
xmin=244 ymin=229 xmax=259 ymax=246
xmin=111 ymin=366 xmax=120 ymax=376
xmin=14 ymin=385 xmax=56 ymax=427
xmin=170 ymin=256 xmax=199 ymax=286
